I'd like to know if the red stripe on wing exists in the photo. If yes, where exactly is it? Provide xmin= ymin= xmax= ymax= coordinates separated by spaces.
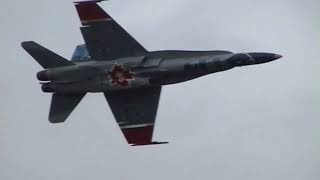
xmin=121 ymin=126 xmax=154 ymax=145
xmin=75 ymin=2 xmax=111 ymax=23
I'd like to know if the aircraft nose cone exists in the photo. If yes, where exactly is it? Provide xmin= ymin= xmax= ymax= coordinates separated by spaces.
xmin=248 ymin=53 xmax=282 ymax=64
xmin=273 ymin=54 xmax=283 ymax=59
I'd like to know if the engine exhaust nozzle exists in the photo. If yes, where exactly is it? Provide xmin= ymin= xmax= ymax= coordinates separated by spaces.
xmin=37 ymin=70 xmax=50 ymax=81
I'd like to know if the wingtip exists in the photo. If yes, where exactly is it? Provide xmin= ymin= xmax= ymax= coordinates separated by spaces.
xmin=73 ymin=0 xmax=108 ymax=4
xmin=131 ymin=141 xmax=169 ymax=146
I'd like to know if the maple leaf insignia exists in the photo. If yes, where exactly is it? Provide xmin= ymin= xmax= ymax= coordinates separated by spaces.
xmin=109 ymin=64 xmax=133 ymax=87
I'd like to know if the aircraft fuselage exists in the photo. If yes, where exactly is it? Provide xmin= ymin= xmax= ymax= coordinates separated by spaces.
xmin=38 ymin=50 xmax=281 ymax=94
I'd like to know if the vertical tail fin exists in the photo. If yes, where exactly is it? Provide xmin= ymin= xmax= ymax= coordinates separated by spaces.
xmin=21 ymin=41 xmax=74 ymax=69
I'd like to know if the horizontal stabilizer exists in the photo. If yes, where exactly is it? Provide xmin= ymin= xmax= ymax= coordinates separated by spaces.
xmin=49 ymin=93 xmax=85 ymax=123
xmin=21 ymin=41 xmax=74 ymax=69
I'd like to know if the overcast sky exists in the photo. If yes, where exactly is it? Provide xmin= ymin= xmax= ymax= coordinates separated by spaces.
xmin=1 ymin=0 xmax=320 ymax=180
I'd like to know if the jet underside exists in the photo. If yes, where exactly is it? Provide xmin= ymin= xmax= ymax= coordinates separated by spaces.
xmin=39 ymin=51 xmax=236 ymax=93
xmin=21 ymin=0 xmax=282 ymax=146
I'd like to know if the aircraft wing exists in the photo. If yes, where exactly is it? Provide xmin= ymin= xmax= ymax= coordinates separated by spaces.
xmin=74 ymin=1 xmax=147 ymax=61
xmin=104 ymin=87 xmax=167 ymax=146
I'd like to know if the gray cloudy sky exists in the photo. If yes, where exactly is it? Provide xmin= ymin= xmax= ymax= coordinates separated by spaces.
xmin=1 ymin=0 xmax=320 ymax=180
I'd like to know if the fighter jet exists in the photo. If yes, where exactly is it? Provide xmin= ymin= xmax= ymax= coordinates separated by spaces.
xmin=21 ymin=0 xmax=282 ymax=146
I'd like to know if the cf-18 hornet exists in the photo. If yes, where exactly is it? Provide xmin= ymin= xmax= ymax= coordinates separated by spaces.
xmin=22 ymin=0 xmax=282 ymax=146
